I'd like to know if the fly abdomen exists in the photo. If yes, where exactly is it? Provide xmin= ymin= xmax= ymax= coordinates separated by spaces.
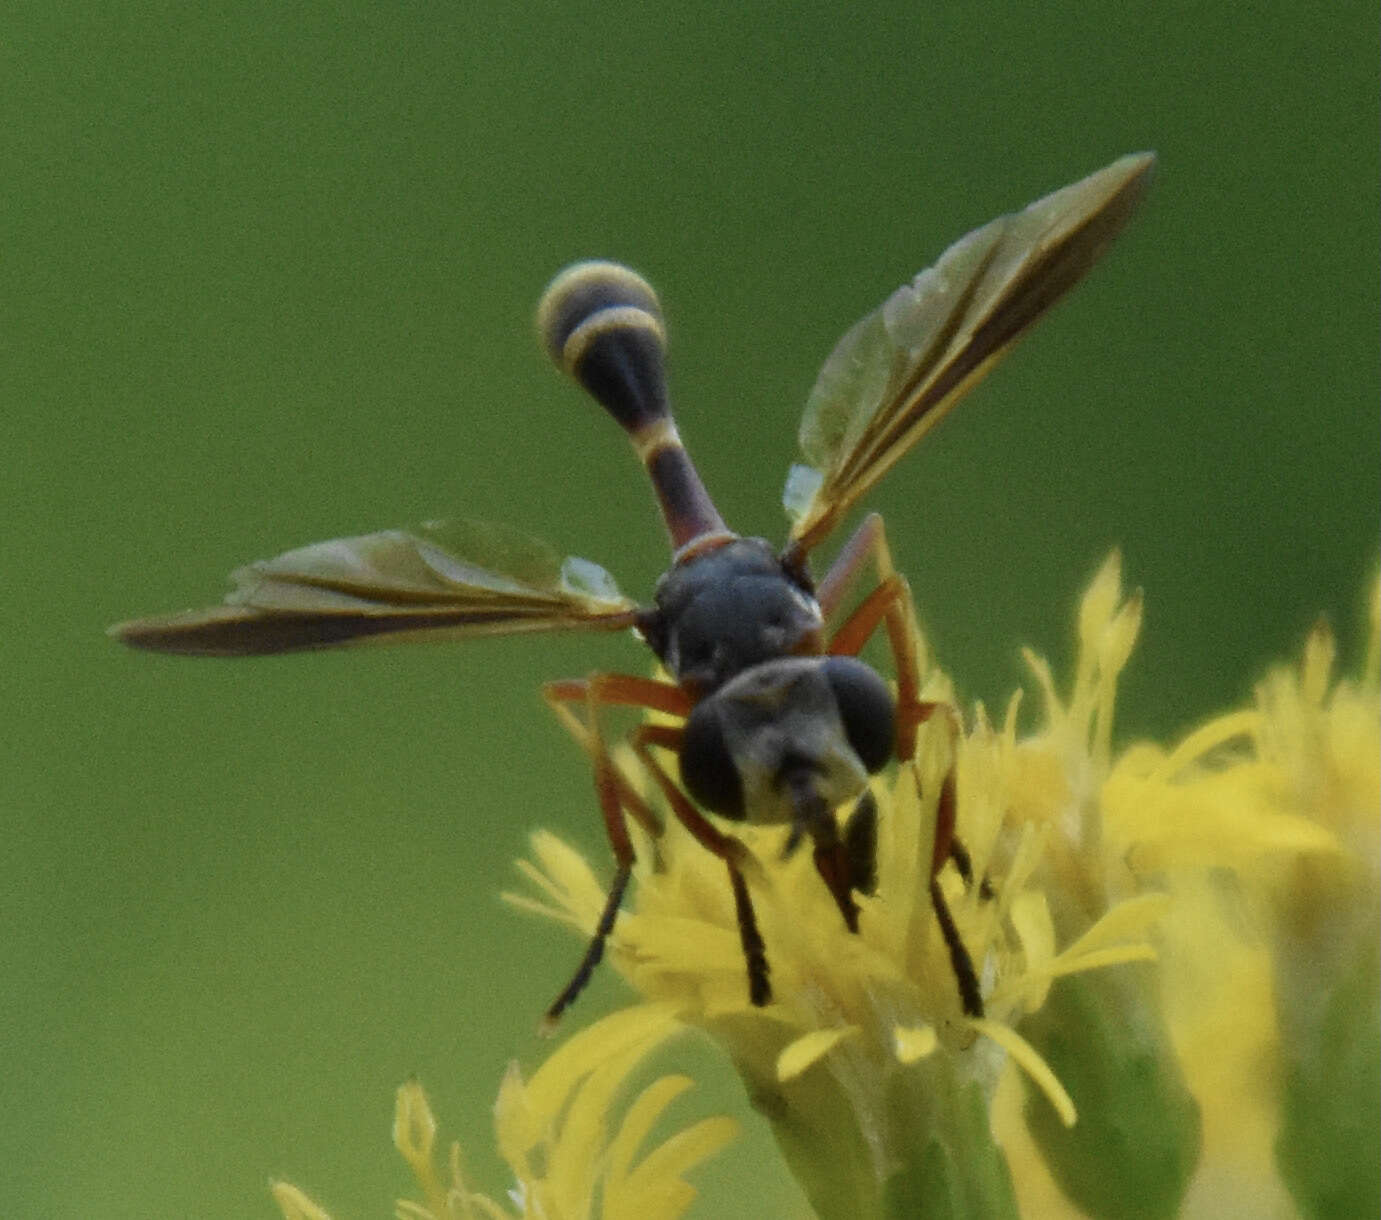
xmin=537 ymin=260 xmax=727 ymax=550
xmin=537 ymin=261 xmax=667 ymax=431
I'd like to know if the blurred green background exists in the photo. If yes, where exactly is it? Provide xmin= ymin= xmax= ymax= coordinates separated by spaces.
xmin=4 ymin=4 xmax=1376 ymax=1217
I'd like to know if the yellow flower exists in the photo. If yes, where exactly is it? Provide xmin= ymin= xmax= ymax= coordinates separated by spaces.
xmin=1101 ymin=573 xmax=1380 ymax=1219
xmin=1003 ymin=562 xmax=1380 ymax=1220
xmin=273 ymin=558 xmax=1378 ymax=1219
xmin=271 ymin=1003 xmax=737 ymax=1220
xmin=510 ymin=552 xmax=1164 ymax=1220
xmin=1258 ymin=586 xmax=1380 ymax=1219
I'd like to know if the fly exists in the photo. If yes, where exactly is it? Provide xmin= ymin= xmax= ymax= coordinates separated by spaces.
xmin=111 ymin=153 xmax=1155 ymax=1022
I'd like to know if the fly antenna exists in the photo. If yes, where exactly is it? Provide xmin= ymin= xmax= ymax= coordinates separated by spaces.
xmin=537 ymin=261 xmax=728 ymax=550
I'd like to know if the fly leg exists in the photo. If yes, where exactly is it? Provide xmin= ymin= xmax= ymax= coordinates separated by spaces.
xmin=903 ymin=691 xmax=988 ymax=1018
xmin=540 ymin=674 xmax=691 ymax=1025
xmin=814 ymin=514 xmax=985 ymax=1016
xmin=630 ymin=724 xmax=772 ymax=1007
xmin=924 ymin=749 xmax=985 ymax=1017
xmin=815 ymin=511 xmax=929 ymax=760
xmin=815 ymin=512 xmax=965 ymax=863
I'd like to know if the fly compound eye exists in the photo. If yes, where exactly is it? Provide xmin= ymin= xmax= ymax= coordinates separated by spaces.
xmin=821 ymin=656 xmax=895 ymax=774
xmin=680 ymin=700 xmax=746 ymax=820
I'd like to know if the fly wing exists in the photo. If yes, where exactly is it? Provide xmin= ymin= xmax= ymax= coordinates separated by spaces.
xmin=783 ymin=152 xmax=1155 ymax=553
xmin=110 ymin=518 xmax=640 ymax=656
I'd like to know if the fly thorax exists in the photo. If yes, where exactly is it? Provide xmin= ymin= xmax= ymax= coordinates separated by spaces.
xmin=647 ymin=538 xmax=822 ymax=692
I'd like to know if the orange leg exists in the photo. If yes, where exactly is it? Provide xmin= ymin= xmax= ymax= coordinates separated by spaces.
xmin=542 ymin=673 xmax=774 ymax=1014
xmin=818 ymin=515 xmax=986 ymax=1017
xmin=544 ymin=673 xmax=692 ymax=718
xmin=817 ymin=513 xmax=927 ymax=760
xmin=539 ymin=673 xmax=689 ymax=1023
xmin=544 ymin=673 xmax=689 ymax=842
xmin=814 ymin=511 xmax=894 ymax=618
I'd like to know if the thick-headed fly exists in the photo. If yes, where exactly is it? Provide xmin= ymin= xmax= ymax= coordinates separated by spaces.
xmin=112 ymin=153 xmax=1155 ymax=1021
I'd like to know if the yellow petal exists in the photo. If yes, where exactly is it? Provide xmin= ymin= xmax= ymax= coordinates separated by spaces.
xmin=971 ymin=1016 xmax=1077 ymax=1128
xmin=630 ymin=915 xmax=747 ymax=973
xmin=1059 ymin=893 xmax=1170 ymax=959
xmin=1147 ymin=710 xmax=1259 ymax=785
xmin=1078 ymin=550 xmax=1124 ymax=653
xmin=500 ymin=888 xmax=582 ymax=929
xmin=1300 ymin=620 xmax=1336 ymax=706
xmin=893 ymin=1024 xmax=938 ymax=1063
xmin=523 ymin=1002 xmax=682 ymax=1129
xmin=607 ymin=1180 xmax=697 ymax=1220
xmin=1101 ymin=589 xmax=1143 ymax=679
xmin=1006 ymin=889 xmax=1056 ymax=1009
xmin=606 ymin=1075 xmax=695 ymax=1189
xmin=547 ymin=1053 xmax=637 ymax=1213
xmin=526 ymin=830 xmax=608 ymax=916
xmin=776 ymin=1026 xmax=860 ymax=1081
xmin=1047 ymin=944 xmax=1158 ymax=977
xmin=1009 ymin=889 xmax=1056 ymax=967
xmin=392 ymin=1080 xmax=454 ymax=1219
xmin=1022 ymin=647 xmax=1063 ymax=728
xmin=393 ymin=1079 xmax=437 ymax=1169
xmin=492 ymin=1061 xmax=537 ymax=1182
xmin=609 ymin=1116 xmax=740 ymax=1219
xmin=270 ymin=1182 xmax=333 ymax=1220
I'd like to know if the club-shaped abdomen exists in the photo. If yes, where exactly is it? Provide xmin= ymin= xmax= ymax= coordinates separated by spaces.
xmin=537 ymin=261 xmax=727 ymax=550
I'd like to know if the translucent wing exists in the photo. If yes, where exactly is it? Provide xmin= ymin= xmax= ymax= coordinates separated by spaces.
xmin=110 ymin=518 xmax=640 ymax=656
xmin=783 ymin=152 xmax=1155 ymax=552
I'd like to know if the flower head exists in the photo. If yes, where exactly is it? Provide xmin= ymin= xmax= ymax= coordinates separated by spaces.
xmin=273 ymin=557 xmax=1378 ymax=1219
xmin=1103 ymin=573 xmax=1381 ymax=1219
xmin=510 ymin=553 xmax=1166 ymax=1220
xmin=271 ymin=1004 xmax=736 ymax=1220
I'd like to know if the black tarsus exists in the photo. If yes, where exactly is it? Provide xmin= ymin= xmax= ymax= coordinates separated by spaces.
xmin=544 ymin=862 xmax=633 ymax=1027
xmin=929 ymin=877 xmax=985 ymax=1018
